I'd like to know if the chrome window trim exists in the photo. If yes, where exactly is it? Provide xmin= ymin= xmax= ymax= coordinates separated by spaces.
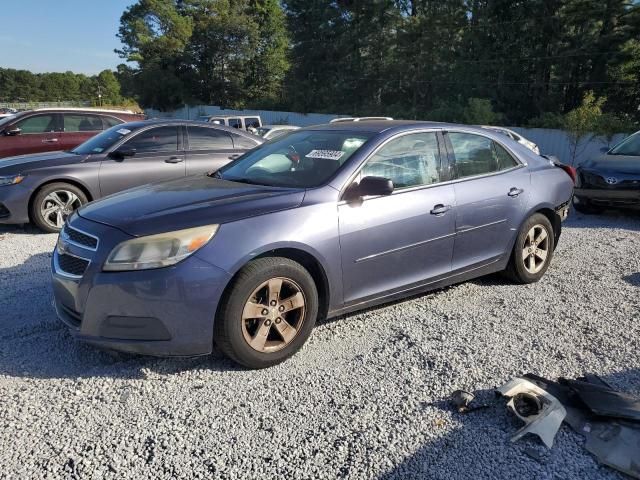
xmin=61 ymin=225 xmax=100 ymax=251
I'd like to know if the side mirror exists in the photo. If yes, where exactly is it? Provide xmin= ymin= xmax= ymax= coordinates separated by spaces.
xmin=109 ymin=147 xmax=136 ymax=160
xmin=6 ymin=127 xmax=21 ymax=136
xmin=600 ymin=146 xmax=610 ymax=154
xmin=357 ymin=176 xmax=394 ymax=196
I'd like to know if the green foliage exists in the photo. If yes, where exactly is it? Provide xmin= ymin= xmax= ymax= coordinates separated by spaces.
xmin=564 ymin=91 xmax=606 ymax=164
xmin=0 ymin=68 xmax=134 ymax=105
xmin=462 ymin=98 xmax=502 ymax=125
xmin=527 ymin=113 xmax=566 ymax=129
xmin=117 ymin=0 xmax=290 ymax=110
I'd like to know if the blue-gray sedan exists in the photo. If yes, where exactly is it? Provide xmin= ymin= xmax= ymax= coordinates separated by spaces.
xmin=52 ymin=121 xmax=574 ymax=368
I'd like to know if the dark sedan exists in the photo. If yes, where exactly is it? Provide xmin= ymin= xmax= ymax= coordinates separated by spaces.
xmin=0 ymin=120 xmax=262 ymax=232
xmin=52 ymin=121 xmax=574 ymax=368
xmin=574 ymin=131 xmax=640 ymax=213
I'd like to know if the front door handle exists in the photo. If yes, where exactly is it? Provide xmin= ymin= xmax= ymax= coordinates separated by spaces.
xmin=165 ymin=156 xmax=184 ymax=164
xmin=228 ymin=154 xmax=241 ymax=160
xmin=42 ymin=138 xmax=59 ymax=144
xmin=430 ymin=204 xmax=452 ymax=216
xmin=508 ymin=187 xmax=524 ymax=197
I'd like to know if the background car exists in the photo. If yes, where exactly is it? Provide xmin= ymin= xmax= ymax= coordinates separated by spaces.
xmin=256 ymin=124 xmax=300 ymax=140
xmin=481 ymin=126 xmax=540 ymax=154
xmin=574 ymin=130 xmax=640 ymax=213
xmin=0 ymin=119 xmax=262 ymax=232
xmin=0 ymin=108 xmax=146 ymax=158
xmin=197 ymin=115 xmax=262 ymax=132
xmin=52 ymin=121 xmax=574 ymax=368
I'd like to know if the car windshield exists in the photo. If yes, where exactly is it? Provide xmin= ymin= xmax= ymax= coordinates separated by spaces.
xmin=609 ymin=132 xmax=640 ymax=156
xmin=71 ymin=124 xmax=141 ymax=154
xmin=0 ymin=115 xmax=16 ymax=128
xmin=256 ymin=127 xmax=271 ymax=137
xmin=216 ymin=130 xmax=373 ymax=188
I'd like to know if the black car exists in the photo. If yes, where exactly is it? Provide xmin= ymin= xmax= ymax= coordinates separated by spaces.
xmin=574 ymin=131 xmax=640 ymax=213
xmin=0 ymin=120 xmax=262 ymax=232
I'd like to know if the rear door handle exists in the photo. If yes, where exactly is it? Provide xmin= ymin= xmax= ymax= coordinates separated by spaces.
xmin=508 ymin=187 xmax=524 ymax=197
xmin=165 ymin=156 xmax=184 ymax=164
xmin=42 ymin=138 xmax=58 ymax=144
xmin=430 ymin=204 xmax=452 ymax=216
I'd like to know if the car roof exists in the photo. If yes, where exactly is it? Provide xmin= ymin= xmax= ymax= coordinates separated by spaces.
xmin=28 ymin=107 xmax=139 ymax=115
xmin=305 ymin=119 xmax=457 ymax=133
xmin=262 ymin=125 xmax=299 ymax=129
xmin=118 ymin=118 xmax=263 ymax=138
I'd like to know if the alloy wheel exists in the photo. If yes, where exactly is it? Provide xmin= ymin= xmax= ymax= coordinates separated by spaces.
xmin=522 ymin=224 xmax=549 ymax=274
xmin=241 ymin=277 xmax=306 ymax=353
xmin=40 ymin=190 xmax=82 ymax=230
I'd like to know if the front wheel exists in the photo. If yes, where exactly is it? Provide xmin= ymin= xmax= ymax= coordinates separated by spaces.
xmin=505 ymin=213 xmax=555 ymax=284
xmin=30 ymin=183 xmax=88 ymax=233
xmin=214 ymin=257 xmax=319 ymax=369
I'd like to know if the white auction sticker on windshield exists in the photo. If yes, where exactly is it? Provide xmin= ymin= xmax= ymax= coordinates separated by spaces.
xmin=116 ymin=128 xmax=131 ymax=135
xmin=305 ymin=149 xmax=345 ymax=161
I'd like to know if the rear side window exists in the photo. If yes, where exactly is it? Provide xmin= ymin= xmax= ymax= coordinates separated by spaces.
xmin=231 ymin=133 xmax=259 ymax=149
xmin=187 ymin=126 xmax=233 ymax=150
xmin=448 ymin=132 xmax=518 ymax=179
xmin=16 ymin=114 xmax=57 ymax=134
xmin=245 ymin=117 xmax=261 ymax=129
xmin=124 ymin=126 xmax=178 ymax=153
xmin=102 ymin=116 xmax=123 ymax=129
xmin=63 ymin=114 xmax=103 ymax=132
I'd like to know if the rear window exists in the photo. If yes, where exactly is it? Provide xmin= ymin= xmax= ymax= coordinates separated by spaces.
xmin=63 ymin=114 xmax=103 ymax=132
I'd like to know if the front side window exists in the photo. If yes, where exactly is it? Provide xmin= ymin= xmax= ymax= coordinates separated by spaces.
xmin=245 ymin=117 xmax=261 ymax=129
xmin=187 ymin=126 xmax=233 ymax=150
xmin=228 ymin=118 xmax=242 ymax=129
xmin=361 ymin=132 xmax=442 ymax=189
xmin=102 ymin=116 xmax=123 ymax=129
xmin=124 ymin=126 xmax=178 ymax=153
xmin=63 ymin=114 xmax=103 ymax=132
xmin=218 ymin=130 xmax=373 ymax=188
xmin=448 ymin=132 xmax=518 ymax=179
xmin=16 ymin=114 xmax=57 ymax=134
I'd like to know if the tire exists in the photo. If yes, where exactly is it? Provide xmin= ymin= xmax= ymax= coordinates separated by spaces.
xmin=572 ymin=197 xmax=603 ymax=214
xmin=30 ymin=182 xmax=88 ymax=233
xmin=505 ymin=213 xmax=555 ymax=284
xmin=214 ymin=257 xmax=319 ymax=369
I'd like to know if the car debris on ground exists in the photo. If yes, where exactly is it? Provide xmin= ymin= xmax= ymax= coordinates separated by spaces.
xmin=495 ymin=373 xmax=640 ymax=479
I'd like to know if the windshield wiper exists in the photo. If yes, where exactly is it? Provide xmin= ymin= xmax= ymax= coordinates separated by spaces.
xmin=224 ymin=176 xmax=273 ymax=186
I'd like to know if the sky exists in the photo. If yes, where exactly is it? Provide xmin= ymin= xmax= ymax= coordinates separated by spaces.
xmin=0 ymin=0 xmax=135 ymax=75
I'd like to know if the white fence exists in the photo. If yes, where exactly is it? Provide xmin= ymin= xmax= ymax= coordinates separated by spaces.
xmin=146 ymin=105 xmax=630 ymax=166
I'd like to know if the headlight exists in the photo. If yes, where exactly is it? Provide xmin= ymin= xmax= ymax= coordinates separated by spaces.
xmin=103 ymin=225 xmax=219 ymax=271
xmin=0 ymin=174 xmax=25 ymax=186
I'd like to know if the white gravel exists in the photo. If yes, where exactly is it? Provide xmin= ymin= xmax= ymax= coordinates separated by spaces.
xmin=0 ymin=212 xmax=639 ymax=479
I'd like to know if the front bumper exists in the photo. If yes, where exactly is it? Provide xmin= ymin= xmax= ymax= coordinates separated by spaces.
xmin=51 ymin=215 xmax=232 ymax=356
xmin=574 ymin=187 xmax=640 ymax=208
xmin=0 ymin=182 xmax=31 ymax=224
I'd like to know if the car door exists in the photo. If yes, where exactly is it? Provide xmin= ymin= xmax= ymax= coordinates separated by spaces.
xmin=59 ymin=113 xmax=104 ymax=151
xmin=185 ymin=125 xmax=237 ymax=175
xmin=338 ymin=131 xmax=457 ymax=304
xmin=444 ymin=130 xmax=529 ymax=271
xmin=3 ymin=113 xmax=61 ymax=156
xmin=99 ymin=125 xmax=186 ymax=196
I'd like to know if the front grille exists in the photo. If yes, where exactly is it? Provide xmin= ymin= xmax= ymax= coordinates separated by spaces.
xmin=0 ymin=203 xmax=9 ymax=218
xmin=64 ymin=226 xmax=98 ymax=249
xmin=58 ymin=253 xmax=90 ymax=277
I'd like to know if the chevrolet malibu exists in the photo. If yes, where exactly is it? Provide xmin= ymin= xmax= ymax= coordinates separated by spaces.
xmin=52 ymin=121 xmax=574 ymax=368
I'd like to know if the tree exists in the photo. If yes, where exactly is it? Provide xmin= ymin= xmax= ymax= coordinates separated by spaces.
xmin=564 ymin=91 xmax=605 ymax=164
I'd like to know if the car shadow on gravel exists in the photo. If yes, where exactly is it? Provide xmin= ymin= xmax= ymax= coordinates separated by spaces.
xmin=378 ymin=369 xmax=640 ymax=480
xmin=566 ymin=210 xmax=640 ymax=231
xmin=623 ymin=272 xmax=640 ymax=287
xmin=0 ymin=224 xmax=47 ymax=236
xmin=0 ymin=251 xmax=246 ymax=380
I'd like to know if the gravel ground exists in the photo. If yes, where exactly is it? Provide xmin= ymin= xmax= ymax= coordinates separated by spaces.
xmin=0 ymin=211 xmax=639 ymax=479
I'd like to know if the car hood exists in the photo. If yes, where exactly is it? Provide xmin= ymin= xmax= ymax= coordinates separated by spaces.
xmin=0 ymin=151 xmax=84 ymax=173
xmin=78 ymin=175 xmax=306 ymax=236
xmin=582 ymin=155 xmax=640 ymax=175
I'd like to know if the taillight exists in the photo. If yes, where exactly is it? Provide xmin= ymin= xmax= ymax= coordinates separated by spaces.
xmin=556 ymin=163 xmax=577 ymax=184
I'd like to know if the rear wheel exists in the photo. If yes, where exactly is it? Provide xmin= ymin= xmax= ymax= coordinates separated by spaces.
xmin=30 ymin=183 xmax=87 ymax=233
xmin=505 ymin=213 xmax=554 ymax=284
xmin=214 ymin=257 xmax=318 ymax=369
